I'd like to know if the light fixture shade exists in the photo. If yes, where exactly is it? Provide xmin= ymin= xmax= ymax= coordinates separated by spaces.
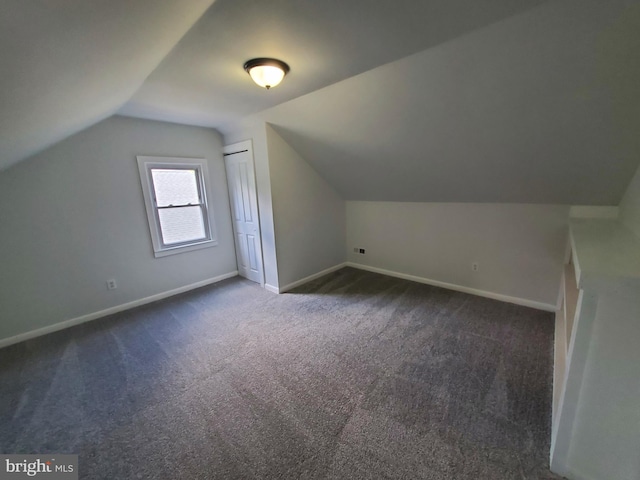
xmin=244 ymin=58 xmax=290 ymax=90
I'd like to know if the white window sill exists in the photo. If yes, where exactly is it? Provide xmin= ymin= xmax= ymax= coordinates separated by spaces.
xmin=153 ymin=239 xmax=218 ymax=258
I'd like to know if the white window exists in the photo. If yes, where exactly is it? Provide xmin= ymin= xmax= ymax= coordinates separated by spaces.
xmin=137 ymin=156 xmax=218 ymax=257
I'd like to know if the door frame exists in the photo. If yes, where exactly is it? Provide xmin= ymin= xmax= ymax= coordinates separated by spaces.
xmin=223 ymin=140 xmax=265 ymax=286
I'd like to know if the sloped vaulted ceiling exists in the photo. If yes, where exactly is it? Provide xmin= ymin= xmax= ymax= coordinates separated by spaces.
xmin=118 ymin=0 xmax=552 ymax=131
xmin=2 ymin=0 xmax=555 ymax=173
xmin=3 ymin=0 xmax=639 ymax=205
xmin=0 ymin=0 xmax=215 ymax=171
xmin=240 ymin=0 xmax=640 ymax=204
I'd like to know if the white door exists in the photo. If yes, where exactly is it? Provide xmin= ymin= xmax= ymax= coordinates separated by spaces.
xmin=224 ymin=141 xmax=264 ymax=284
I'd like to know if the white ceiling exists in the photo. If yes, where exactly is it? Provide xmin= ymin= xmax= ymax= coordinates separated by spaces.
xmin=118 ymin=0 xmax=551 ymax=133
xmin=3 ymin=0 xmax=640 ymax=205
xmin=236 ymin=0 xmax=640 ymax=204
xmin=0 ymin=0 xmax=215 ymax=171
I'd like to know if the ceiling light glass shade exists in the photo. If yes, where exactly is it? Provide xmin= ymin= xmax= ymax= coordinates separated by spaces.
xmin=249 ymin=65 xmax=285 ymax=89
xmin=244 ymin=58 xmax=290 ymax=90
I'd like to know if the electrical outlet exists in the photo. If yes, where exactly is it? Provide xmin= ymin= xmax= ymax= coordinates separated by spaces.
xmin=472 ymin=262 xmax=479 ymax=272
xmin=106 ymin=279 xmax=117 ymax=290
xmin=359 ymin=248 xmax=366 ymax=254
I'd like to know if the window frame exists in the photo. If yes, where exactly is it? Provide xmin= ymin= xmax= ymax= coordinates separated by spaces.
xmin=136 ymin=155 xmax=218 ymax=258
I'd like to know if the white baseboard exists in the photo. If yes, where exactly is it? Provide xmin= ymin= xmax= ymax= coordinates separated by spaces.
xmin=0 ymin=271 xmax=238 ymax=349
xmin=264 ymin=283 xmax=279 ymax=294
xmin=271 ymin=263 xmax=348 ymax=294
xmin=347 ymin=262 xmax=557 ymax=312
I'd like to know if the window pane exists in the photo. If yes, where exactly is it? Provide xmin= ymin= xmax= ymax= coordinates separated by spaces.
xmin=151 ymin=169 xmax=200 ymax=206
xmin=158 ymin=206 xmax=206 ymax=245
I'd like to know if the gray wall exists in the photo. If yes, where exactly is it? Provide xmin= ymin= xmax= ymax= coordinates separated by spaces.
xmin=347 ymin=202 xmax=569 ymax=308
xmin=265 ymin=124 xmax=346 ymax=288
xmin=224 ymin=122 xmax=346 ymax=290
xmin=226 ymin=118 xmax=568 ymax=306
xmin=0 ymin=116 xmax=237 ymax=342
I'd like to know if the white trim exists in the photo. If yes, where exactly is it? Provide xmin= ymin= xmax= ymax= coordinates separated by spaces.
xmin=264 ymin=283 xmax=280 ymax=294
xmin=0 ymin=271 xmax=238 ymax=349
xmin=552 ymin=309 xmax=567 ymax=437
xmin=223 ymin=140 xmax=266 ymax=285
xmin=223 ymin=139 xmax=253 ymax=156
xmin=271 ymin=263 xmax=348 ymax=294
xmin=569 ymin=205 xmax=619 ymax=219
xmin=347 ymin=262 xmax=557 ymax=312
xmin=550 ymin=290 xmax=597 ymax=476
xmin=554 ymin=282 xmax=564 ymax=312
xmin=136 ymin=156 xmax=219 ymax=258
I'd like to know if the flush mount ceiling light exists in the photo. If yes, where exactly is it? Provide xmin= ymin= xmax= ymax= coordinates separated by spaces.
xmin=244 ymin=58 xmax=290 ymax=90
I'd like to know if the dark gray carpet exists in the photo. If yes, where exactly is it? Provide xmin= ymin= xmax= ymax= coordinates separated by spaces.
xmin=0 ymin=268 xmax=562 ymax=479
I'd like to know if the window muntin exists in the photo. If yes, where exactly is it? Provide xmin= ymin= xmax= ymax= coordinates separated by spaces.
xmin=150 ymin=167 xmax=208 ymax=246
xmin=137 ymin=157 xmax=217 ymax=257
